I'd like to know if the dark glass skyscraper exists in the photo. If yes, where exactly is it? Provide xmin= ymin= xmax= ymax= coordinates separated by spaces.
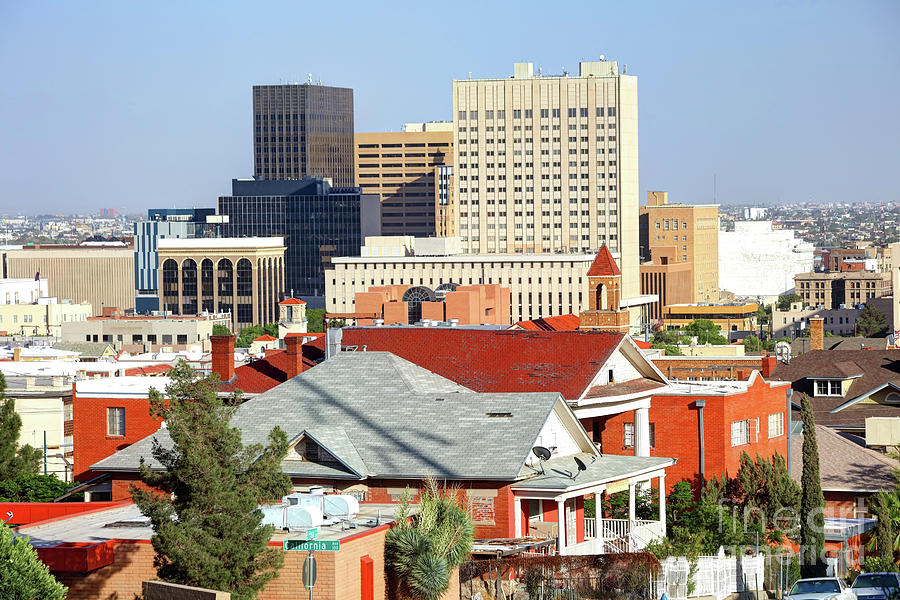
xmin=253 ymin=83 xmax=355 ymax=186
xmin=217 ymin=178 xmax=381 ymax=300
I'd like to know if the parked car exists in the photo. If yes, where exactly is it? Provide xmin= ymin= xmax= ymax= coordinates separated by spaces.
xmin=787 ymin=577 xmax=856 ymax=600
xmin=851 ymin=572 xmax=900 ymax=600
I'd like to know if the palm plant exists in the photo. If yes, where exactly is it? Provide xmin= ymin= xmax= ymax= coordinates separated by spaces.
xmin=385 ymin=477 xmax=475 ymax=600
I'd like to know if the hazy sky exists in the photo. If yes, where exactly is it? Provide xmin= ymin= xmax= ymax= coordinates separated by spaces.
xmin=1 ymin=1 xmax=898 ymax=215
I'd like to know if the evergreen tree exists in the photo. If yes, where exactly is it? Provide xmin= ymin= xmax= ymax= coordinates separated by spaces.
xmin=799 ymin=394 xmax=826 ymax=577
xmin=0 ymin=373 xmax=42 ymax=480
xmin=131 ymin=361 xmax=291 ymax=600
xmin=856 ymin=304 xmax=888 ymax=337
xmin=0 ymin=521 xmax=67 ymax=600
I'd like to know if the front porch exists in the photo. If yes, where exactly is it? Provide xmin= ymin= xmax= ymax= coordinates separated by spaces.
xmin=511 ymin=453 xmax=672 ymax=555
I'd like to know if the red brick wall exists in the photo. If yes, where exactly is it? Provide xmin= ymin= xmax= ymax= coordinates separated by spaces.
xmin=652 ymin=357 xmax=768 ymax=381
xmin=594 ymin=376 xmax=789 ymax=491
xmin=73 ymin=392 xmax=162 ymax=481
xmin=825 ymin=491 xmax=870 ymax=518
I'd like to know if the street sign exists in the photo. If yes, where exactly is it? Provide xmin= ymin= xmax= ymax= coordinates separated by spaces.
xmin=302 ymin=528 xmax=318 ymax=540
xmin=283 ymin=539 xmax=340 ymax=552
xmin=302 ymin=554 xmax=317 ymax=590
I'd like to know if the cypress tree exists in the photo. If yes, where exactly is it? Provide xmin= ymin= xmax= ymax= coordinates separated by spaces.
xmin=799 ymin=394 xmax=826 ymax=578
xmin=0 ymin=373 xmax=42 ymax=480
xmin=131 ymin=361 xmax=291 ymax=600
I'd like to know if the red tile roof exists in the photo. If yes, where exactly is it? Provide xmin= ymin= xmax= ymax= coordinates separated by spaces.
xmin=280 ymin=298 xmax=306 ymax=305
xmin=220 ymin=343 xmax=325 ymax=394
xmin=514 ymin=314 xmax=581 ymax=332
xmin=253 ymin=334 xmax=277 ymax=342
xmin=338 ymin=328 xmax=626 ymax=400
xmin=586 ymin=246 xmax=621 ymax=277
xmin=633 ymin=339 xmax=652 ymax=349
xmin=123 ymin=364 xmax=172 ymax=376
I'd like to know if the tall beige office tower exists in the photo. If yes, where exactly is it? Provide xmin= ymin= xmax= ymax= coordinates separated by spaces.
xmin=452 ymin=60 xmax=639 ymax=300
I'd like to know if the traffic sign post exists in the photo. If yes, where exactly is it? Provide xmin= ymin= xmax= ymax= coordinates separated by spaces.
xmin=302 ymin=551 xmax=317 ymax=599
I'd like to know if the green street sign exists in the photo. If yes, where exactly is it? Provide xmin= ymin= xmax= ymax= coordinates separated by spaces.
xmin=283 ymin=539 xmax=340 ymax=552
xmin=303 ymin=528 xmax=318 ymax=540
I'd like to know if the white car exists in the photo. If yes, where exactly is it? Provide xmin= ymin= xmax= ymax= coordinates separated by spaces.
xmin=787 ymin=577 xmax=857 ymax=600
xmin=851 ymin=572 xmax=900 ymax=600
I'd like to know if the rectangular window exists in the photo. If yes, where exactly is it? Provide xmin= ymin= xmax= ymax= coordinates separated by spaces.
xmin=623 ymin=423 xmax=655 ymax=448
xmin=768 ymin=412 xmax=784 ymax=438
xmin=107 ymin=407 xmax=125 ymax=437
xmin=731 ymin=418 xmax=758 ymax=447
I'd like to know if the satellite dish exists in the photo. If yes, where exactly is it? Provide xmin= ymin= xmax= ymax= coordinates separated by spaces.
xmin=775 ymin=341 xmax=792 ymax=364
xmin=532 ymin=446 xmax=551 ymax=474
xmin=573 ymin=456 xmax=587 ymax=478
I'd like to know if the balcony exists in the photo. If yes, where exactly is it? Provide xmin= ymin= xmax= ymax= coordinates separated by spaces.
xmin=572 ymin=518 xmax=666 ymax=554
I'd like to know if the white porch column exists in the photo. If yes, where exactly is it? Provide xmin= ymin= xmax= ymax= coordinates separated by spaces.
xmin=594 ymin=491 xmax=603 ymax=542
xmin=658 ymin=473 xmax=667 ymax=536
xmin=634 ymin=406 xmax=650 ymax=457
xmin=557 ymin=499 xmax=566 ymax=553
xmin=513 ymin=496 xmax=523 ymax=538
xmin=628 ymin=482 xmax=636 ymax=522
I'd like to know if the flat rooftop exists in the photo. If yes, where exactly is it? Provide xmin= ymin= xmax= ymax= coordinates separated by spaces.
xmin=157 ymin=237 xmax=284 ymax=250
xmin=333 ymin=253 xmax=600 ymax=264
xmin=661 ymin=378 xmax=789 ymax=396
xmin=17 ymin=502 xmax=411 ymax=547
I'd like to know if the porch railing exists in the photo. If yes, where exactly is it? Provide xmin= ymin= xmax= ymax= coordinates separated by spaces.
xmin=583 ymin=518 xmax=665 ymax=552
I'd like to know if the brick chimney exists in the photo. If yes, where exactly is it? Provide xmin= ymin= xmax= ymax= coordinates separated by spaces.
xmin=210 ymin=335 xmax=235 ymax=382
xmin=809 ymin=317 xmax=824 ymax=352
xmin=13 ymin=347 xmax=21 ymax=362
xmin=761 ymin=354 xmax=777 ymax=377
xmin=285 ymin=334 xmax=304 ymax=380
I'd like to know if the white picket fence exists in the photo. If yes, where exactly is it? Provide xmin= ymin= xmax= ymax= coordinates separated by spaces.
xmin=659 ymin=548 xmax=765 ymax=600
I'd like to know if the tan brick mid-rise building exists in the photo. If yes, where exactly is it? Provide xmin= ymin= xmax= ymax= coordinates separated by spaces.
xmin=794 ymin=270 xmax=891 ymax=309
xmin=1 ymin=245 xmax=135 ymax=315
xmin=452 ymin=60 xmax=640 ymax=304
xmin=355 ymin=123 xmax=453 ymax=237
xmin=639 ymin=191 xmax=719 ymax=304
xmin=156 ymin=238 xmax=285 ymax=329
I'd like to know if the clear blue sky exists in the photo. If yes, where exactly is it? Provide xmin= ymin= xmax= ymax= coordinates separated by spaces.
xmin=1 ymin=0 xmax=898 ymax=215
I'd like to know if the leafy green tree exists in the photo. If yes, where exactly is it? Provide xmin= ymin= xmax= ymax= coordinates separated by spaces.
xmin=131 ymin=361 xmax=292 ymax=600
xmin=212 ymin=324 xmax=231 ymax=336
xmin=756 ymin=303 xmax=772 ymax=325
xmin=857 ymin=304 xmax=888 ymax=337
xmin=733 ymin=452 xmax=800 ymax=539
xmin=651 ymin=343 xmax=684 ymax=356
xmin=0 ymin=373 xmax=42 ymax=480
xmin=742 ymin=334 xmax=775 ymax=353
xmin=683 ymin=319 xmax=729 ymax=345
xmin=867 ymin=490 xmax=900 ymax=561
xmin=652 ymin=329 xmax=682 ymax=345
xmin=0 ymin=521 xmax=67 ymax=600
xmin=306 ymin=308 xmax=325 ymax=333
xmin=0 ymin=473 xmax=76 ymax=502
xmin=799 ymin=394 xmax=826 ymax=577
xmin=386 ymin=479 xmax=475 ymax=600
xmin=778 ymin=294 xmax=802 ymax=311
xmin=234 ymin=323 xmax=279 ymax=348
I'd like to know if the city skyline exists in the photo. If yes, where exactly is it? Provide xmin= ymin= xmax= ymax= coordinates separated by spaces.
xmin=1 ymin=0 xmax=898 ymax=214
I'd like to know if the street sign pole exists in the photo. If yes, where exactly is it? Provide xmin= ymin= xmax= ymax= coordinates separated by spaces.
xmin=302 ymin=549 xmax=317 ymax=599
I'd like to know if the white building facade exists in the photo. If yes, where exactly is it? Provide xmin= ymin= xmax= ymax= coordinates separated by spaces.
xmin=719 ymin=221 xmax=814 ymax=298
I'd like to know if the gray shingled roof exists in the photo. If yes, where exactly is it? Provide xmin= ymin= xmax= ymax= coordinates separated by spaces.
xmin=92 ymin=352 xmax=564 ymax=481
xmin=512 ymin=453 xmax=674 ymax=491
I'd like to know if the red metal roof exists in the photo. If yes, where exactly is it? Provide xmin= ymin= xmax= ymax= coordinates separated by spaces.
xmin=586 ymin=246 xmax=621 ymax=276
xmin=220 ymin=342 xmax=324 ymax=394
xmin=338 ymin=328 xmax=626 ymax=400
xmin=279 ymin=298 xmax=306 ymax=305
xmin=515 ymin=314 xmax=581 ymax=331
xmin=253 ymin=334 xmax=277 ymax=342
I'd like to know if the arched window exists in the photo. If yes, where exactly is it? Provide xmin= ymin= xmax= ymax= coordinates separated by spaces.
xmin=402 ymin=286 xmax=435 ymax=324
xmin=217 ymin=259 xmax=233 ymax=314
xmin=162 ymin=259 xmax=179 ymax=314
xmin=200 ymin=259 xmax=214 ymax=313
xmin=181 ymin=259 xmax=197 ymax=315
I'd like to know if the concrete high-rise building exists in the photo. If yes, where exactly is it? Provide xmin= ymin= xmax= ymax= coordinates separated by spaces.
xmin=639 ymin=191 xmax=719 ymax=304
xmin=451 ymin=60 xmax=640 ymax=302
xmin=252 ymin=83 xmax=354 ymax=186
xmin=355 ymin=124 xmax=453 ymax=237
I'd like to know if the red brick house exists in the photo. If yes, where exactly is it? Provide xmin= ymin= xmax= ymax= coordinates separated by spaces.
xmin=602 ymin=371 xmax=791 ymax=490
xmin=90 ymin=350 xmax=675 ymax=556
xmin=69 ymin=334 xmax=323 ymax=491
